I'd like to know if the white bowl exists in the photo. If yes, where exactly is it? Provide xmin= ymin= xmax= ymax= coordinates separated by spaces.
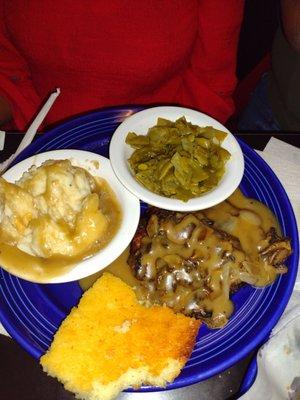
xmin=110 ymin=106 xmax=244 ymax=211
xmin=1 ymin=149 xmax=140 ymax=283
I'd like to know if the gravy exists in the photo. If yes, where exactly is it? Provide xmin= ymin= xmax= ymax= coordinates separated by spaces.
xmin=80 ymin=189 xmax=283 ymax=328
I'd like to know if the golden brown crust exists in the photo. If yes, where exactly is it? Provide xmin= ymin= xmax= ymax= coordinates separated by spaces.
xmin=40 ymin=273 xmax=200 ymax=400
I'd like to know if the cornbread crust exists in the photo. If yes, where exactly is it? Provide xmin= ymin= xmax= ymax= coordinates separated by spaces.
xmin=40 ymin=273 xmax=200 ymax=400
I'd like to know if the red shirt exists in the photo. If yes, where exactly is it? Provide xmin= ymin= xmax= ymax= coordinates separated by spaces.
xmin=0 ymin=1 xmax=243 ymax=131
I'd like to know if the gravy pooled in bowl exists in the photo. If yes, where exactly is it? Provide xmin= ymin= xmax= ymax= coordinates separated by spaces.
xmin=0 ymin=160 xmax=122 ymax=280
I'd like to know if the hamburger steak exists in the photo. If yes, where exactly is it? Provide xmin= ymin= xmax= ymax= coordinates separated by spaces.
xmin=128 ymin=202 xmax=291 ymax=328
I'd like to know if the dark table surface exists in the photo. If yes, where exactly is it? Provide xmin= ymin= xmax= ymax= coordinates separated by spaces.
xmin=0 ymin=131 xmax=299 ymax=400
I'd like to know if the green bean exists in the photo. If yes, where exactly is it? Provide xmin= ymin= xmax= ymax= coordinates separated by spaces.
xmin=126 ymin=117 xmax=231 ymax=201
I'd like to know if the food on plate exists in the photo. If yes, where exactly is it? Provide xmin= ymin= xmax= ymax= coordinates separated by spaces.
xmin=0 ymin=160 xmax=121 ymax=279
xmin=127 ymin=189 xmax=292 ymax=328
xmin=78 ymin=189 xmax=292 ymax=330
xmin=80 ymin=247 xmax=138 ymax=292
xmin=40 ymin=273 xmax=200 ymax=400
xmin=125 ymin=116 xmax=230 ymax=201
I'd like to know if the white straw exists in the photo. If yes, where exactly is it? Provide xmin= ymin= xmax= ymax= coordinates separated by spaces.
xmin=0 ymin=88 xmax=60 ymax=174
xmin=0 ymin=130 xmax=5 ymax=151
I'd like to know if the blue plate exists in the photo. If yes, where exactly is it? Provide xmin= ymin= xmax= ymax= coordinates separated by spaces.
xmin=239 ymin=354 xmax=259 ymax=395
xmin=0 ymin=107 xmax=298 ymax=391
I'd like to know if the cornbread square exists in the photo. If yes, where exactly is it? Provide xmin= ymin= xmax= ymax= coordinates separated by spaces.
xmin=40 ymin=273 xmax=200 ymax=400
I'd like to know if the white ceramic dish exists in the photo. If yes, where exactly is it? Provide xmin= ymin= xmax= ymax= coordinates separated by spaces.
xmin=1 ymin=149 xmax=140 ymax=283
xmin=110 ymin=106 xmax=244 ymax=211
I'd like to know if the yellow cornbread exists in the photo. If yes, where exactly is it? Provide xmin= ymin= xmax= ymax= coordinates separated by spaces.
xmin=40 ymin=273 xmax=200 ymax=400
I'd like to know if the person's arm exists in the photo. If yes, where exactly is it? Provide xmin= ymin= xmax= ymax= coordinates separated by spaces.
xmin=0 ymin=4 xmax=41 ymax=130
xmin=281 ymin=0 xmax=300 ymax=51
xmin=180 ymin=0 xmax=244 ymax=123
xmin=0 ymin=96 xmax=11 ymax=125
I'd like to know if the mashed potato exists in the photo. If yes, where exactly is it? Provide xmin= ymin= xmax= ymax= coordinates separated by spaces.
xmin=0 ymin=160 xmax=119 ymax=259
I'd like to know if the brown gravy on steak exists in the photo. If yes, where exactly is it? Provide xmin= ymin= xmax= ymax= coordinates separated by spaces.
xmin=80 ymin=189 xmax=290 ymax=328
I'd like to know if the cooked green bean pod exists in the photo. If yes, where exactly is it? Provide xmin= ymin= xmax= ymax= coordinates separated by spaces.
xmin=126 ymin=117 xmax=230 ymax=201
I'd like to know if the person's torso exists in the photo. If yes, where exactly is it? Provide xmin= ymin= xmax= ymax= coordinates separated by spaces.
xmin=269 ymin=28 xmax=300 ymax=130
xmin=3 ymin=0 xmax=198 ymax=120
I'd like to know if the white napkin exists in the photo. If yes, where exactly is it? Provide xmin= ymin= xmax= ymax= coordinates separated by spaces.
xmin=240 ymin=305 xmax=300 ymax=400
